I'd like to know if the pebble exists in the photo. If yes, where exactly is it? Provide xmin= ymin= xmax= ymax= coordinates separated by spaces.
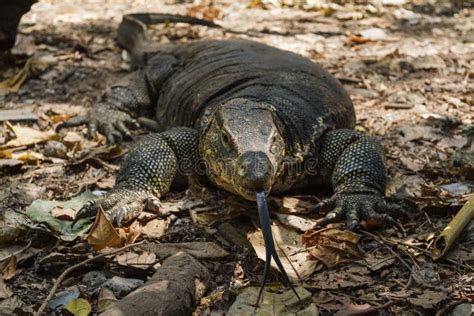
xmin=43 ymin=141 xmax=68 ymax=159
xmin=103 ymin=276 xmax=144 ymax=298
xmin=82 ymin=271 xmax=108 ymax=290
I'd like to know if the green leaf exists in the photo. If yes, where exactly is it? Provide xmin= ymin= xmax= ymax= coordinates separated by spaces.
xmin=65 ymin=298 xmax=91 ymax=316
xmin=26 ymin=191 xmax=95 ymax=241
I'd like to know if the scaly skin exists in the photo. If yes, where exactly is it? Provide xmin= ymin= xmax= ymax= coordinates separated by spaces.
xmin=69 ymin=37 xmax=400 ymax=227
xmin=64 ymin=13 xmax=403 ymax=308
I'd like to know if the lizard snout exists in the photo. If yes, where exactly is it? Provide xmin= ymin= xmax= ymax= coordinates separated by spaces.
xmin=235 ymin=151 xmax=274 ymax=194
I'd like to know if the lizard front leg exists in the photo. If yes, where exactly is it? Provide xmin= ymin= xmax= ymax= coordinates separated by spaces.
xmin=73 ymin=127 xmax=199 ymax=226
xmin=314 ymin=129 xmax=402 ymax=230
xmin=58 ymin=54 xmax=178 ymax=143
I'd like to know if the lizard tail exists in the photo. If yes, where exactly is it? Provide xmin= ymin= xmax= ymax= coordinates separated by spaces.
xmin=117 ymin=13 xmax=221 ymax=66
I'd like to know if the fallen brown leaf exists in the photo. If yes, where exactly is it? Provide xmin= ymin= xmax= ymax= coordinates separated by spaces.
xmin=313 ymin=291 xmax=374 ymax=315
xmin=349 ymin=34 xmax=371 ymax=44
xmin=407 ymin=289 xmax=447 ymax=309
xmin=96 ymin=176 xmax=116 ymax=189
xmin=0 ymin=56 xmax=48 ymax=95
xmin=1 ymin=256 xmax=17 ymax=280
xmin=0 ymin=279 xmax=12 ymax=299
xmin=248 ymin=224 xmax=317 ymax=281
xmin=139 ymin=218 xmax=170 ymax=239
xmin=303 ymin=228 xmax=363 ymax=268
xmin=62 ymin=132 xmax=83 ymax=149
xmin=85 ymin=207 xmax=124 ymax=251
xmin=97 ymin=288 xmax=117 ymax=313
xmin=1 ymin=122 xmax=58 ymax=149
xmin=51 ymin=207 xmax=76 ymax=221
xmin=115 ymin=250 xmax=156 ymax=270
xmin=308 ymin=265 xmax=374 ymax=290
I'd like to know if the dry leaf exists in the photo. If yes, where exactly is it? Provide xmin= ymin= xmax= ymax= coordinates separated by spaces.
xmin=63 ymin=132 xmax=83 ymax=149
xmin=140 ymin=218 xmax=169 ymax=239
xmin=96 ymin=176 xmax=116 ymax=189
xmin=12 ymin=151 xmax=45 ymax=162
xmin=349 ymin=34 xmax=371 ymax=44
xmin=85 ymin=207 xmax=124 ymax=251
xmin=228 ymin=286 xmax=317 ymax=315
xmin=313 ymin=291 xmax=373 ymax=315
xmin=364 ymin=252 xmax=396 ymax=271
xmin=308 ymin=265 xmax=374 ymax=290
xmin=186 ymin=4 xmax=220 ymax=21
xmin=0 ymin=279 xmax=12 ymax=299
xmin=248 ymin=224 xmax=317 ymax=281
xmin=303 ymin=228 xmax=363 ymax=268
xmin=115 ymin=250 xmax=156 ymax=269
xmin=277 ymin=195 xmax=319 ymax=214
xmin=50 ymin=114 xmax=73 ymax=124
xmin=408 ymin=289 xmax=447 ymax=309
xmin=0 ymin=150 xmax=12 ymax=159
xmin=97 ymin=288 xmax=117 ymax=313
xmin=1 ymin=122 xmax=57 ymax=149
xmin=1 ymin=256 xmax=17 ymax=280
xmin=51 ymin=207 xmax=76 ymax=221
xmin=0 ymin=56 xmax=48 ymax=95
xmin=275 ymin=213 xmax=318 ymax=231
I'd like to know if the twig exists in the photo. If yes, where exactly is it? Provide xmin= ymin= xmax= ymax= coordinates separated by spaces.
xmin=35 ymin=240 xmax=145 ymax=316
xmin=361 ymin=231 xmax=414 ymax=273
xmin=380 ymin=236 xmax=472 ymax=270
xmin=383 ymin=244 xmax=413 ymax=274
xmin=423 ymin=211 xmax=435 ymax=229
xmin=391 ymin=278 xmax=407 ymax=288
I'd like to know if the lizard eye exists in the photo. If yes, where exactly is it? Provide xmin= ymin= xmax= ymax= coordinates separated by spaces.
xmin=221 ymin=132 xmax=231 ymax=148
xmin=270 ymin=136 xmax=278 ymax=154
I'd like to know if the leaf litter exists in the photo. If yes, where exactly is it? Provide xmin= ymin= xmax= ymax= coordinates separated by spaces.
xmin=1 ymin=0 xmax=472 ymax=314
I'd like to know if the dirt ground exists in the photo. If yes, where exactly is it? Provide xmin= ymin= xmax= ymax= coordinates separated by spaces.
xmin=0 ymin=0 xmax=473 ymax=315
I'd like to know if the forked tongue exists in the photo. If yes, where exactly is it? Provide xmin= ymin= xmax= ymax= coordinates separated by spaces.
xmin=255 ymin=191 xmax=301 ymax=307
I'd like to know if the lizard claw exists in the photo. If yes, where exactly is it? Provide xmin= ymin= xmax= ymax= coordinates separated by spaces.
xmin=114 ymin=206 xmax=126 ymax=228
xmin=72 ymin=201 xmax=98 ymax=227
xmin=311 ymin=196 xmax=336 ymax=211
xmin=72 ymin=189 xmax=156 ymax=228
xmin=311 ymin=192 xmax=404 ymax=232
xmin=57 ymin=102 xmax=140 ymax=144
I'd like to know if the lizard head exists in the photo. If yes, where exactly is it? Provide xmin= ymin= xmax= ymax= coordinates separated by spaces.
xmin=200 ymin=98 xmax=285 ymax=200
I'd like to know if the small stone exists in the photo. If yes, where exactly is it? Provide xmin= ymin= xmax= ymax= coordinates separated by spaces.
xmin=360 ymin=28 xmax=386 ymax=41
xmin=43 ymin=141 xmax=68 ymax=159
xmin=344 ymin=60 xmax=366 ymax=76
xmin=103 ymin=276 xmax=144 ymax=298
xmin=82 ymin=271 xmax=108 ymax=290
xmin=412 ymin=55 xmax=446 ymax=70
xmin=451 ymin=303 xmax=473 ymax=316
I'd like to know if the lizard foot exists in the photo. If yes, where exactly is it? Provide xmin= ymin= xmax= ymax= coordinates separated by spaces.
xmin=72 ymin=189 xmax=157 ymax=227
xmin=310 ymin=192 xmax=404 ymax=232
xmin=57 ymin=102 xmax=140 ymax=144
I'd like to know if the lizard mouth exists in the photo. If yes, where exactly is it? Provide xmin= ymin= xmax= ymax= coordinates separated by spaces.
xmin=238 ymin=186 xmax=271 ymax=201
xmin=235 ymin=151 xmax=275 ymax=200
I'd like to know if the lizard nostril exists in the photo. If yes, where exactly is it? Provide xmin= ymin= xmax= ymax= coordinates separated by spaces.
xmin=236 ymin=151 xmax=274 ymax=191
